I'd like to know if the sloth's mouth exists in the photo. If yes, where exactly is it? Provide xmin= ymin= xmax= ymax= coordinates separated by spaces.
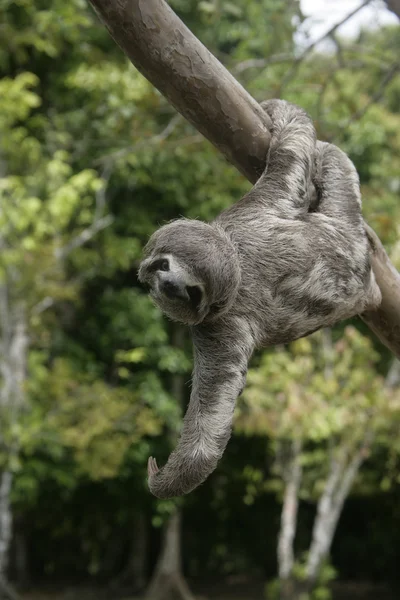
xmin=186 ymin=285 xmax=202 ymax=310
xmin=142 ymin=281 xmax=152 ymax=293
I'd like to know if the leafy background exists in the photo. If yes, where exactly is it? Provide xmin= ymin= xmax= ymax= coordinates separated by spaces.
xmin=0 ymin=1 xmax=399 ymax=599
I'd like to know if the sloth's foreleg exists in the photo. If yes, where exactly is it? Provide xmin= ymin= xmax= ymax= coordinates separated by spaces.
xmin=254 ymin=99 xmax=317 ymax=218
xmin=147 ymin=318 xmax=254 ymax=498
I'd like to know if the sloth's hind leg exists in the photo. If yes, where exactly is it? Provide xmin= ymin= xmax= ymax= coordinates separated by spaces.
xmin=313 ymin=141 xmax=382 ymax=311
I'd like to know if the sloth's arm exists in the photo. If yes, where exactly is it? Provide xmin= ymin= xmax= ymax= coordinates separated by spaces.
xmin=147 ymin=317 xmax=254 ymax=498
xmin=251 ymin=99 xmax=317 ymax=218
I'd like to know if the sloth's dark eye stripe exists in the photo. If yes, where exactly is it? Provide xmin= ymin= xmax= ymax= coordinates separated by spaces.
xmin=149 ymin=258 xmax=169 ymax=272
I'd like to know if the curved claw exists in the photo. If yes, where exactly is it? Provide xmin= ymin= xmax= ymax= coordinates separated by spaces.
xmin=147 ymin=456 xmax=159 ymax=478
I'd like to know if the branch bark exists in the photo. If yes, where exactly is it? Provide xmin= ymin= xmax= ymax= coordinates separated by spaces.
xmin=385 ymin=0 xmax=400 ymax=19
xmin=87 ymin=0 xmax=271 ymax=183
xmin=305 ymin=436 xmax=371 ymax=582
xmin=361 ymin=226 xmax=400 ymax=358
xmin=87 ymin=0 xmax=400 ymax=359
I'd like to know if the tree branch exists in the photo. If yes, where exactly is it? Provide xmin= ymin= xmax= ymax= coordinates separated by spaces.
xmin=232 ymin=54 xmax=293 ymax=75
xmin=87 ymin=0 xmax=271 ymax=183
xmin=385 ymin=0 xmax=400 ymax=19
xmin=54 ymin=214 xmax=114 ymax=260
xmin=361 ymin=226 xmax=400 ymax=358
xmin=86 ymin=0 xmax=400 ymax=359
xmin=55 ymin=166 xmax=114 ymax=261
xmin=386 ymin=358 xmax=400 ymax=388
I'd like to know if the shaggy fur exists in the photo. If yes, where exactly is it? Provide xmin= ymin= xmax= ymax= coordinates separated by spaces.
xmin=138 ymin=100 xmax=381 ymax=499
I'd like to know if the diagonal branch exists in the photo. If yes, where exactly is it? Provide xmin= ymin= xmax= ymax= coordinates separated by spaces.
xmin=361 ymin=226 xmax=400 ymax=358
xmin=55 ymin=167 xmax=114 ymax=260
xmin=86 ymin=0 xmax=400 ymax=359
xmin=54 ymin=214 xmax=114 ymax=260
xmin=385 ymin=0 xmax=400 ymax=19
xmin=87 ymin=0 xmax=271 ymax=183
xmin=32 ymin=172 xmax=114 ymax=314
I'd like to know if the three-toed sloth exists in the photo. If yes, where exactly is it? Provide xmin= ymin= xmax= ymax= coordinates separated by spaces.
xmin=138 ymin=99 xmax=381 ymax=499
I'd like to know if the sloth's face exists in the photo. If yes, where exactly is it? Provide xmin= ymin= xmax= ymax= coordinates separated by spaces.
xmin=138 ymin=253 xmax=208 ymax=325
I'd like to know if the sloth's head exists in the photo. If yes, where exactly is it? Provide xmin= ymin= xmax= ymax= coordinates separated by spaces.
xmin=138 ymin=219 xmax=241 ymax=325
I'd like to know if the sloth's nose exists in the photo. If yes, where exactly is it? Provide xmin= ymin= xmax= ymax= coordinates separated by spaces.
xmin=161 ymin=278 xmax=188 ymax=301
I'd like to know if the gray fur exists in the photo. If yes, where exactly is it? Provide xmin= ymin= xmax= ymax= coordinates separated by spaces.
xmin=138 ymin=100 xmax=381 ymax=499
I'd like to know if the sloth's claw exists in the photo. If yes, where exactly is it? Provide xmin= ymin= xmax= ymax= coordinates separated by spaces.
xmin=147 ymin=457 xmax=159 ymax=477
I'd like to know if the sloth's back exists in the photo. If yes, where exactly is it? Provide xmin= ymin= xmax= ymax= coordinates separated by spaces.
xmin=218 ymin=211 xmax=374 ymax=346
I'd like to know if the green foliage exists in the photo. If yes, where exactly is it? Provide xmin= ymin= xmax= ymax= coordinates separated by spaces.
xmin=237 ymin=327 xmax=400 ymax=506
xmin=237 ymin=327 xmax=384 ymax=442
xmin=266 ymin=560 xmax=337 ymax=600
xmin=41 ymin=358 xmax=161 ymax=479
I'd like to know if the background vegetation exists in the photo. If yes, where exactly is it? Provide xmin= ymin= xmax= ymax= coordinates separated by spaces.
xmin=0 ymin=0 xmax=399 ymax=599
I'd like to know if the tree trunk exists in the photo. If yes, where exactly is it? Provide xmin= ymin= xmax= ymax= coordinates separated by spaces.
xmin=111 ymin=512 xmax=148 ymax=593
xmin=278 ymin=578 xmax=310 ymax=600
xmin=305 ymin=358 xmax=400 ymax=585
xmin=0 ymin=290 xmax=27 ymax=600
xmin=0 ymin=472 xmax=20 ymax=600
xmin=0 ymin=472 xmax=13 ymax=579
xmin=145 ymin=510 xmax=195 ymax=600
xmin=13 ymin=527 xmax=30 ymax=590
xmin=305 ymin=440 xmax=370 ymax=584
xmin=277 ymin=439 xmax=302 ymax=595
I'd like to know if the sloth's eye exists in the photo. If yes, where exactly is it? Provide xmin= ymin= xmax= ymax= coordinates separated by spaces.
xmin=186 ymin=285 xmax=202 ymax=309
xmin=150 ymin=258 xmax=169 ymax=272
xmin=159 ymin=259 xmax=169 ymax=271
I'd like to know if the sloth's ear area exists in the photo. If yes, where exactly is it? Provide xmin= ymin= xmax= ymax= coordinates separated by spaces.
xmin=137 ymin=257 xmax=152 ymax=283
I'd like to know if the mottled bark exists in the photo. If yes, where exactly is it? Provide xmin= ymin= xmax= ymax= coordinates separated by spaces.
xmin=87 ymin=0 xmax=271 ymax=183
xmin=277 ymin=440 xmax=303 ymax=600
xmin=0 ymin=285 xmax=27 ymax=600
xmin=306 ymin=438 xmax=371 ymax=582
xmin=145 ymin=510 xmax=194 ymax=600
xmin=86 ymin=0 xmax=400 ymax=359
xmin=361 ymin=226 xmax=400 ymax=358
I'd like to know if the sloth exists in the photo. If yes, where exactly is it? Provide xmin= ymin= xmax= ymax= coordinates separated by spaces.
xmin=138 ymin=99 xmax=381 ymax=499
